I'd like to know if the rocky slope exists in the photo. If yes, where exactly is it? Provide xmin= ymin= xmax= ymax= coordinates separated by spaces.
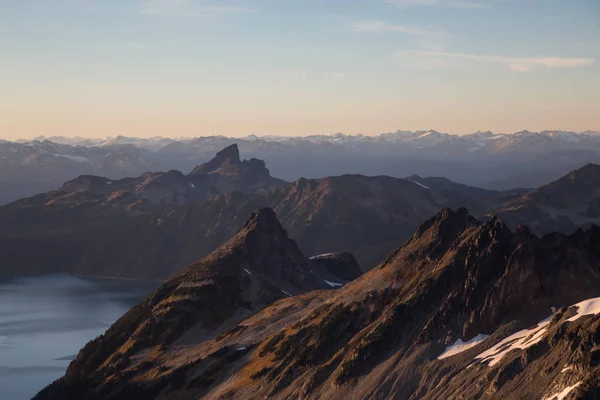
xmin=3 ymin=163 xmax=600 ymax=281
xmin=493 ymin=163 xmax=600 ymax=235
xmin=34 ymin=208 xmax=359 ymax=399
xmin=0 ymin=168 xmax=515 ymax=280
xmin=0 ymin=140 xmax=166 ymax=204
xmin=35 ymin=208 xmax=600 ymax=399
xmin=8 ymin=144 xmax=284 ymax=213
xmin=0 ymin=145 xmax=286 ymax=280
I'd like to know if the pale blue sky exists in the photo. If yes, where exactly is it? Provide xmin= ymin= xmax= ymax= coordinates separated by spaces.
xmin=1 ymin=0 xmax=599 ymax=139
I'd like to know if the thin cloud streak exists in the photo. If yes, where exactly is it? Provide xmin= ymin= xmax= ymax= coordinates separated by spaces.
xmin=397 ymin=50 xmax=595 ymax=71
xmin=140 ymin=0 xmax=253 ymax=17
xmin=350 ymin=20 xmax=431 ymax=36
xmin=349 ymin=20 xmax=452 ymax=51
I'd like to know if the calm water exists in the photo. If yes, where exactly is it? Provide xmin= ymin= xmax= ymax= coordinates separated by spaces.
xmin=0 ymin=275 xmax=158 ymax=400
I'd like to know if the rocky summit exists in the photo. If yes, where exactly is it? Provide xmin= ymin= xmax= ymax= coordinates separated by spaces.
xmin=35 ymin=208 xmax=600 ymax=400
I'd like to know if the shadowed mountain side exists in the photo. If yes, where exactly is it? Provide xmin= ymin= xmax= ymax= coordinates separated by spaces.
xmin=2 ymin=164 xmax=600 ymax=281
xmin=493 ymin=163 xmax=600 ymax=235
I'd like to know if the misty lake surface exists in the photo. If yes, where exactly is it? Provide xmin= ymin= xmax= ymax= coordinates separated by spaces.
xmin=0 ymin=275 xmax=158 ymax=400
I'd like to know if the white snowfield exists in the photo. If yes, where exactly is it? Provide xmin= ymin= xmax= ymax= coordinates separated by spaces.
xmin=473 ymin=317 xmax=551 ymax=366
xmin=207 ymin=168 xmax=222 ymax=175
xmin=438 ymin=297 xmax=600 ymax=365
xmin=243 ymin=268 xmax=253 ymax=275
xmin=566 ymin=298 xmax=600 ymax=322
xmin=437 ymin=334 xmax=489 ymax=360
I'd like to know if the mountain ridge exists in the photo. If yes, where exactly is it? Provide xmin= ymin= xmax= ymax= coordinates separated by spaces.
xmin=1 ymin=161 xmax=600 ymax=281
xmin=3 ymin=130 xmax=600 ymax=204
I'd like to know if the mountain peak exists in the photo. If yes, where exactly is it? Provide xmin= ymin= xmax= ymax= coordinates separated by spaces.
xmin=575 ymin=162 xmax=600 ymax=175
xmin=550 ymin=162 xmax=600 ymax=187
xmin=406 ymin=208 xmax=480 ymax=259
xmin=216 ymin=143 xmax=240 ymax=161
xmin=242 ymin=207 xmax=284 ymax=233
xmin=189 ymin=143 xmax=242 ymax=175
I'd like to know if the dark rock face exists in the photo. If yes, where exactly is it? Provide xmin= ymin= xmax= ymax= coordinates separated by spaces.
xmin=0 ymin=171 xmax=509 ymax=280
xmin=189 ymin=143 xmax=241 ymax=175
xmin=34 ymin=209 xmax=600 ymax=400
xmin=3 ymin=163 xmax=600 ymax=282
xmin=308 ymin=253 xmax=362 ymax=283
xmin=494 ymin=163 xmax=600 ymax=235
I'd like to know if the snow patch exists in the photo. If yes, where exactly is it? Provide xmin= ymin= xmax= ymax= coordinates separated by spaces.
xmin=473 ymin=317 xmax=551 ymax=366
xmin=409 ymin=180 xmax=430 ymax=189
xmin=207 ymin=168 xmax=222 ymax=175
xmin=324 ymin=279 xmax=343 ymax=288
xmin=236 ymin=347 xmax=247 ymax=351
xmin=189 ymin=183 xmax=195 ymax=188
xmin=243 ymin=268 xmax=252 ymax=275
xmin=566 ymin=297 xmax=600 ymax=322
xmin=561 ymin=365 xmax=572 ymax=373
xmin=280 ymin=289 xmax=292 ymax=297
xmin=542 ymin=381 xmax=581 ymax=400
xmin=309 ymin=253 xmax=335 ymax=260
xmin=438 ymin=334 xmax=490 ymax=360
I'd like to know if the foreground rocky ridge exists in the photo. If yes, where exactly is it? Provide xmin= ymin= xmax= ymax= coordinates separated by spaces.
xmin=36 ymin=208 xmax=600 ymax=400
xmin=35 ymin=208 xmax=360 ymax=400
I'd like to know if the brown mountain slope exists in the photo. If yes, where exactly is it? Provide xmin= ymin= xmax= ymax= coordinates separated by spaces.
xmin=34 ymin=208 xmax=360 ymax=400
xmin=35 ymin=209 xmax=600 ymax=400
xmin=493 ymin=163 xmax=600 ymax=234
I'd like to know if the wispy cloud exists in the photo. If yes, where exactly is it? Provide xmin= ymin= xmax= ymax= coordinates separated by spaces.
xmin=126 ymin=41 xmax=155 ymax=50
xmin=140 ymin=0 xmax=253 ymax=17
xmin=396 ymin=50 xmax=595 ymax=71
xmin=350 ymin=20 xmax=429 ymax=36
xmin=349 ymin=20 xmax=452 ymax=51
xmin=386 ymin=0 xmax=492 ymax=9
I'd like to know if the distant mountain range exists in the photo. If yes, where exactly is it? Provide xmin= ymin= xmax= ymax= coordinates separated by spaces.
xmin=3 ymin=130 xmax=600 ymax=204
xmin=34 ymin=207 xmax=600 ymax=400
xmin=1 ymin=144 xmax=599 ymax=282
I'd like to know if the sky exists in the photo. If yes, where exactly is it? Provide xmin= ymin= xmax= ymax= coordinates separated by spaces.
xmin=1 ymin=0 xmax=599 ymax=139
